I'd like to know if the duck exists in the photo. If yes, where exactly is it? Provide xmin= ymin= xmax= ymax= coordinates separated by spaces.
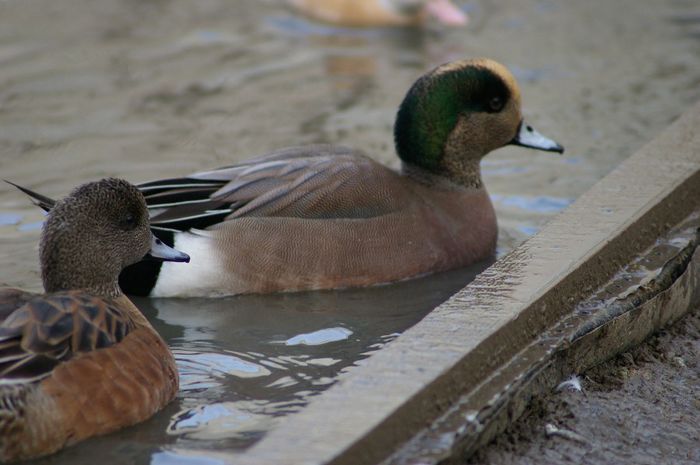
xmin=23 ymin=58 xmax=563 ymax=298
xmin=288 ymin=0 xmax=469 ymax=27
xmin=0 ymin=178 xmax=190 ymax=462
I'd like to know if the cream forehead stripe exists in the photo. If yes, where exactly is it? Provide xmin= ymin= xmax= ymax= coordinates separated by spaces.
xmin=432 ymin=58 xmax=522 ymax=104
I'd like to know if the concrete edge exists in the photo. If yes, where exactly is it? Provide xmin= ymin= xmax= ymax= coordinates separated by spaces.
xmin=233 ymin=101 xmax=700 ymax=465
xmin=385 ymin=213 xmax=700 ymax=464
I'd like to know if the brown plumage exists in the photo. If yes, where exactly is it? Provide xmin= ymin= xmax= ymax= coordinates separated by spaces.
xmin=141 ymin=146 xmax=498 ymax=296
xmin=125 ymin=59 xmax=563 ymax=298
xmin=17 ymin=60 xmax=563 ymax=298
xmin=0 ymin=178 xmax=188 ymax=462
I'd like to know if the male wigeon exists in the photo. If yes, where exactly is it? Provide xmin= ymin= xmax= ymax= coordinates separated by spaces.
xmin=120 ymin=58 xmax=563 ymax=297
xmin=20 ymin=59 xmax=563 ymax=298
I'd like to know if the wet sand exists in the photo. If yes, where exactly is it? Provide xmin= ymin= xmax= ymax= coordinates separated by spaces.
xmin=470 ymin=310 xmax=700 ymax=465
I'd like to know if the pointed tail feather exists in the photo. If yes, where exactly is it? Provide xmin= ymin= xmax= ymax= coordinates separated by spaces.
xmin=5 ymin=181 xmax=56 ymax=212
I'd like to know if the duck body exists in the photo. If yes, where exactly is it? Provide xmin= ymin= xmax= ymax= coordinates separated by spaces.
xmin=288 ymin=0 xmax=468 ymax=27
xmin=139 ymin=146 xmax=497 ymax=297
xmin=290 ymin=0 xmax=418 ymax=26
xmin=0 ymin=292 xmax=178 ymax=462
xmin=1 ymin=179 xmax=189 ymax=462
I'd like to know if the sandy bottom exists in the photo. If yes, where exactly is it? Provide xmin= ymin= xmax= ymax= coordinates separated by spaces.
xmin=470 ymin=310 xmax=700 ymax=465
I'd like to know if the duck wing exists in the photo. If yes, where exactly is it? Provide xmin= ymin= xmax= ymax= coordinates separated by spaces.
xmin=0 ymin=291 xmax=135 ymax=384
xmin=0 ymin=289 xmax=35 ymax=323
xmin=9 ymin=145 xmax=409 ymax=233
xmin=141 ymin=145 xmax=408 ymax=232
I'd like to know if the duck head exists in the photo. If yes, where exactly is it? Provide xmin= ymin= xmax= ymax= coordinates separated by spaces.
xmin=395 ymin=58 xmax=563 ymax=188
xmin=39 ymin=178 xmax=189 ymax=297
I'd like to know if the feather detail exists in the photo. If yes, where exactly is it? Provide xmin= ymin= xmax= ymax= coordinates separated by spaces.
xmin=0 ymin=291 xmax=135 ymax=385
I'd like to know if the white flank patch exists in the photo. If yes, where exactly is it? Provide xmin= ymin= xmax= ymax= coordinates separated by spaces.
xmin=151 ymin=231 xmax=225 ymax=297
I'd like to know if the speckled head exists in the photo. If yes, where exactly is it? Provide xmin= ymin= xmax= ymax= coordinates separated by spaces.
xmin=40 ymin=178 xmax=188 ymax=297
xmin=394 ymin=58 xmax=562 ymax=187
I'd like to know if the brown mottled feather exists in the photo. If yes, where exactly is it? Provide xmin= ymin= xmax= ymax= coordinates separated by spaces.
xmin=0 ymin=291 xmax=135 ymax=384
xmin=39 ymin=326 xmax=177 ymax=447
xmin=0 ymin=293 xmax=177 ymax=462
xmin=0 ymin=289 xmax=33 ymax=322
xmin=1 ymin=178 xmax=182 ymax=462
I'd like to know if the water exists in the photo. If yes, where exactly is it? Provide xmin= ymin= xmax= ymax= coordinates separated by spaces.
xmin=28 ymin=265 xmax=486 ymax=464
xmin=1 ymin=0 xmax=699 ymax=463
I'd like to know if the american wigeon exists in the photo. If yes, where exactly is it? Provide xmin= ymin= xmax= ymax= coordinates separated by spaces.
xmin=289 ymin=0 xmax=468 ymax=27
xmin=22 ymin=59 xmax=563 ymax=298
xmin=0 ymin=178 xmax=189 ymax=462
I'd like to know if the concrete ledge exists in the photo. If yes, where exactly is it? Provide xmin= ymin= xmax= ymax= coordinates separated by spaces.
xmin=386 ymin=213 xmax=700 ymax=464
xmin=234 ymin=101 xmax=700 ymax=465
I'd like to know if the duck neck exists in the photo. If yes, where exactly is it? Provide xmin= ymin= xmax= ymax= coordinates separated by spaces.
xmin=401 ymin=156 xmax=483 ymax=190
xmin=438 ymin=116 xmax=488 ymax=189
xmin=40 ymin=230 xmax=124 ymax=300
xmin=401 ymin=162 xmax=465 ymax=189
xmin=42 ymin=263 xmax=123 ymax=300
xmin=438 ymin=155 xmax=483 ymax=189
xmin=396 ymin=115 xmax=486 ymax=190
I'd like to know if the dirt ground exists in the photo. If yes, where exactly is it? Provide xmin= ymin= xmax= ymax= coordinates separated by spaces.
xmin=469 ymin=310 xmax=700 ymax=465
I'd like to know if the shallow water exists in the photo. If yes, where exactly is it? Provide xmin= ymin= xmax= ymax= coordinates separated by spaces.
xmin=29 ymin=265 xmax=487 ymax=464
xmin=1 ymin=0 xmax=700 ymax=463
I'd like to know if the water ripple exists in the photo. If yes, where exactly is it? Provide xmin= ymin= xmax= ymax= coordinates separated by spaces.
xmin=493 ymin=195 xmax=573 ymax=214
xmin=278 ymin=327 xmax=353 ymax=346
xmin=175 ymin=349 xmax=271 ymax=393
xmin=167 ymin=400 xmax=301 ymax=440
xmin=0 ymin=213 xmax=22 ymax=226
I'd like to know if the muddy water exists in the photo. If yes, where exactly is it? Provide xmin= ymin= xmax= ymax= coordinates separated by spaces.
xmin=29 ymin=265 xmax=485 ymax=464
xmin=1 ymin=0 xmax=700 ymax=462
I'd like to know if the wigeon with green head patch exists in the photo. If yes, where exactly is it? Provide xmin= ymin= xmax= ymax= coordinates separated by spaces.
xmin=21 ymin=59 xmax=563 ymax=298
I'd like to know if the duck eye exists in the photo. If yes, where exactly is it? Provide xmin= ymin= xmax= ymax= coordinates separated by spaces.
xmin=121 ymin=212 xmax=138 ymax=230
xmin=489 ymin=96 xmax=504 ymax=112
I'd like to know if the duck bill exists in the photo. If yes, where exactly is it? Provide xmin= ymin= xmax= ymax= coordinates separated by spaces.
xmin=425 ymin=0 xmax=468 ymax=26
xmin=146 ymin=234 xmax=190 ymax=263
xmin=510 ymin=121 xmax=564 ymax=154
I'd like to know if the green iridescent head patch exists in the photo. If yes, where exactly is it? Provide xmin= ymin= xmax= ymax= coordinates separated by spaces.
xmin=394 ymin=63 xmax=511 ymax=171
